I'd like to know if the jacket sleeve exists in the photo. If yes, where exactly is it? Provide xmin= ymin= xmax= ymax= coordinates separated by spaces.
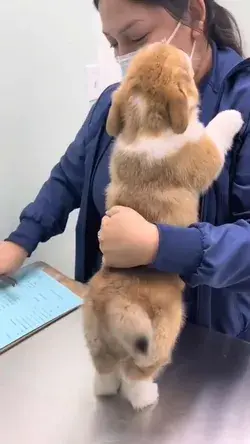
xmin=151 ymin=130 xmax=250 ymax=292
xmin=6 ymin=102 xmax=99 ymax=255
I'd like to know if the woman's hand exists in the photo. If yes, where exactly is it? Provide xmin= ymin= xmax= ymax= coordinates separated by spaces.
xmin=99 ymin=206 xmax=159 ymax=268
xmin=0 ymin=241 xmax=28 ymax=276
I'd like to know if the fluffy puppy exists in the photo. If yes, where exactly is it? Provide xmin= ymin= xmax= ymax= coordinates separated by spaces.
xmin=83 ymin=42 xmax=243 ymax=410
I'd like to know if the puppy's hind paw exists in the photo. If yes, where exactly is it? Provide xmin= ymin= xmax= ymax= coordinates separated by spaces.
xmin=94 ymin=371 xmax=120 ymax=397
xmin=122 ymin=379 xmax=159 ymax=410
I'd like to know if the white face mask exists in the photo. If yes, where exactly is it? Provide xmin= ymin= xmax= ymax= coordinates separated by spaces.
xmin=116 ymin=21 xmax=196 ymax=78
xmin=116 ymin=49 xmax=139 ymax=78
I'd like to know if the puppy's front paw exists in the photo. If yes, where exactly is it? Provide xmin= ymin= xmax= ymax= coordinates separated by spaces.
xmin=122 ymin=379 xmax=159 ymax=410
xmin=220 ymin=110 xmax=244 ymax=138
xmin=94 ymin=371 xmax=120 ymax=397
xmin=206 ymin=110 xmax=244 ymax=157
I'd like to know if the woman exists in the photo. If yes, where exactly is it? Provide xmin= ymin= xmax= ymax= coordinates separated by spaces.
xmin=1 ymin=0 xmax=250 ymax=339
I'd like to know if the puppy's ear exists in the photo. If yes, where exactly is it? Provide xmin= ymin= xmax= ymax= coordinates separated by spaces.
xmin=106 ymin=90 xmax=123 ymax=137
xmin=166 ymin=84 xmax=189 ymax=134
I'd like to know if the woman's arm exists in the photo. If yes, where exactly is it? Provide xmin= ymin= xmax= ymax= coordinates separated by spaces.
xmin=6 ymin=86 xmax=113 ymax=256
xmin=6 ymin=124 xmax=88 ymax=255
xmin=152 ymin=130 xmax=250 ymax=291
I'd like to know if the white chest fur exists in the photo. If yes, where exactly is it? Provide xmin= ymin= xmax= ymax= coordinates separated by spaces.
xmin=118 ymin=117 xmax=205 ymax=160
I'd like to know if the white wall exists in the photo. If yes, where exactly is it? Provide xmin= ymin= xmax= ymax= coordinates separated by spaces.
xmin=0 ymin=1 xmax=102 ymax=277
xmin=219 ymin=0 xmax=250 ymax=54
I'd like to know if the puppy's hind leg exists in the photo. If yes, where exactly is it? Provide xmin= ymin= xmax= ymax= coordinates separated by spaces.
xmin=94 ymin=368 xmax=120 ymax=397
xmin=93 ymin=350 xmax=120 ymax=396
xmin=83 ymin=300 xmax=120 ymax=397
xmin=88 ymin=338 xmax=120 ymax=397
xmin=120 ymin=360 xmax=159 ymax=410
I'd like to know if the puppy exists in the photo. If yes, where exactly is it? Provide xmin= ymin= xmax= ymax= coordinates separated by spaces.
xmin=83 ymin=42 xmax=243 ymax=410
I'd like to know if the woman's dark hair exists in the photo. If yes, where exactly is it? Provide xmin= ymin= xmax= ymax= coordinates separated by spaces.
xmin=93 ymin=0 xmax=243 ymax=56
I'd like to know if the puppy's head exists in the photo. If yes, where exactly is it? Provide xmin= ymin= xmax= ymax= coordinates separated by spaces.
xmin=106 ymin=42 xmax=199 ymax=139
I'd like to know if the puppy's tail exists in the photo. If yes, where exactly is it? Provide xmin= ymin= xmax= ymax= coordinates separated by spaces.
xmin=106 ymin=297 xmax=152 ymax=356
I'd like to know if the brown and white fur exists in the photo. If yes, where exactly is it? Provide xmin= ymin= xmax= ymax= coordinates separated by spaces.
xmin=83 ymin=42 xmax=243 ymax=410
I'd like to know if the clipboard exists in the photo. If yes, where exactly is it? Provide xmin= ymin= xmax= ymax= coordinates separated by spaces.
xmin=0 ymin=262 xmax=86 ymax=354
